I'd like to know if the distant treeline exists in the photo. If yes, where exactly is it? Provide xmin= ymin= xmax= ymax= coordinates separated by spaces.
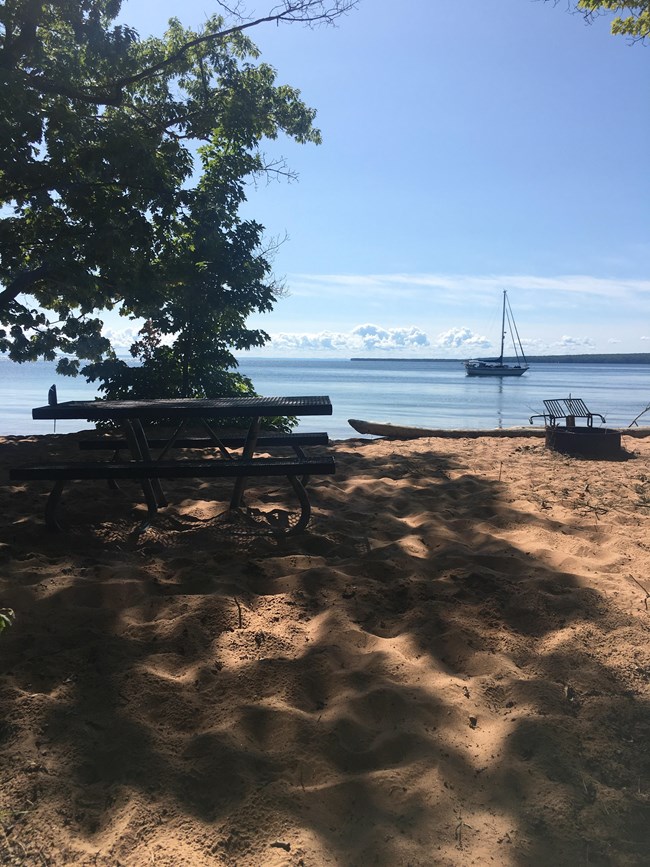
xmin=351 ymin=354 xmax=650 ymax=364
xmin=523 ymin=354 xmax=650 ymax=364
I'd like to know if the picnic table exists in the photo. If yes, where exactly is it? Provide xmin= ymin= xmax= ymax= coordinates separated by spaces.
xmin=11 ymin=395 xmax=335 ymax=533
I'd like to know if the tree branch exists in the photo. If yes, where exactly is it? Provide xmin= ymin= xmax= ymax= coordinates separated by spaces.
xmin=19 ymin=2 xmax=357 ymax=107
xmin=114 ymin=2 xmax=356 ymax=89
xmin=0 ymin=264 xmax=53 ymax=310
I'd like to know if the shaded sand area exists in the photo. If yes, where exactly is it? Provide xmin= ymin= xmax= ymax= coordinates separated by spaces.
xmin=1 ymin=431 xmax=650 ymax=866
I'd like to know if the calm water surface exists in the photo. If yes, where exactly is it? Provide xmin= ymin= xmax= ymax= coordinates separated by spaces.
xmin=1 ymin=357 xmax=648 ymax=439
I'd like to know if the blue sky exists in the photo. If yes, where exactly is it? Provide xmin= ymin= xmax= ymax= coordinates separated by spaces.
xmin=110 ymin=0 xmax=650 ymax=358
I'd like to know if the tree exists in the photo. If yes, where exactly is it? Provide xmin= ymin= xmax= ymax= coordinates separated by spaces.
xmin=83 ymin=71 xmax=297 ymax=402
xmin=549 ymin=1 xmax=649 ymax=41
xmin=0 ymin=0 xmax=356 ymax=374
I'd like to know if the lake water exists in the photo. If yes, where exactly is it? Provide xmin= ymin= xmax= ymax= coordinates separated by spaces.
xmin=1 ymin=356 xmax=648 ymax=439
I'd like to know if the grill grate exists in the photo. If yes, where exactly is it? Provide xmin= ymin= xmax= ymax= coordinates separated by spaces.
xmin=529 ymin=397 xmax=606 ymax=427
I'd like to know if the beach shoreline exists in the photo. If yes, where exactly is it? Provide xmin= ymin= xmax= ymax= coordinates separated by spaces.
xmin=6 ymin=420 xmax=650 ymax=444
xmin=344 ymin=422 xmax=650 ymax=440
xmin=1 ymin=431 xmax=649 ymax=865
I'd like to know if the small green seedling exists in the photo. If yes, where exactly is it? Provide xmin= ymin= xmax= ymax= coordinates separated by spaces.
xmin=0 ymin=608 xmax=15 ymax=634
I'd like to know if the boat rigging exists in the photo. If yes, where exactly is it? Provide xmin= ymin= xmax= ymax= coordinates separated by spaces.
xmin=464 ymin=290 xmax=529 ymax=377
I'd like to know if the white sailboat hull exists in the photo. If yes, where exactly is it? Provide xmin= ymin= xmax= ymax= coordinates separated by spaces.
xmin=464 ymin=362 xmax=528 ymax=377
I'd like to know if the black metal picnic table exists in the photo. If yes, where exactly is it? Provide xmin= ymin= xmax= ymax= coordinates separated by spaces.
xmin=22 ymin=395 xmax=334 ymax=532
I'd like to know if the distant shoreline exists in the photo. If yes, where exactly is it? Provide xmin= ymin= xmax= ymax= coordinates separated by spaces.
xmin=351 ymin=353 xmax=650 ymax=364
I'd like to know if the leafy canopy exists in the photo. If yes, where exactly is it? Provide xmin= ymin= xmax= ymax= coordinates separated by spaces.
xmin=552 ymin=1 xmax=650 ymax=40
xmin=83 ymin=85 xmax=297 ymax=402
xmin=0 ymin=1 xmax=355 ymax=374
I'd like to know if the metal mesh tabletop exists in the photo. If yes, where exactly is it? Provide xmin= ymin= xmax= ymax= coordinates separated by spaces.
xmin=32 ymin=395 xmax=333 ymax=421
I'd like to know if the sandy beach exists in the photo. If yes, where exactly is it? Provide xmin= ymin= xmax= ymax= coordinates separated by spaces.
xmin=1 ymin=430 xmax=649 ymax=866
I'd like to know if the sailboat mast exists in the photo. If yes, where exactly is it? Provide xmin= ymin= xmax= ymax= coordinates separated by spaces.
xmin=499 ymin=290 xmax=506 ymax=365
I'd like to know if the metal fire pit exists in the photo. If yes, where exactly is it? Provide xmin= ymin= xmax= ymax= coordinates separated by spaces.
xmin=530 ymin=396 xmax=622 ymax=459
xmin=545 ymin=425 xmax=621 ymax=458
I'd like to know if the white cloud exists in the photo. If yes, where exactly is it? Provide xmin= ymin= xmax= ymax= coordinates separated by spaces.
xmin=268 ymin=331 xmax=350 ymax=351
xmin=102 ymin=325 xmax=176 ymax=351
xmin=435 ymin=327 xmax=491 ymax=350
xmin=641 ymin=336 xmax=650 ymax=341
xmin=607 ymin=338 xmax=621 ymax=345
xmin=287 ymin=272 xmax=650 ymax=303
xmin=350 ymin=324 xmax=429 ymax=349
xmin=554 ymin=335 xmax=596 ymax=350
xmin=102 ymin=326 xmax=140 ymax=350
xmin=269 ymin=324 xmax=430 ymax=353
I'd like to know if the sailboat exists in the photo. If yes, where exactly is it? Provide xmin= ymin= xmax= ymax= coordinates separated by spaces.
xmin=464 ymin=290 xmax=529 ymax=377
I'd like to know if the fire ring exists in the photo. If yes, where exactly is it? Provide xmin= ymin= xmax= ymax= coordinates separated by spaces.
xmin=545 ymin=425 xmax=622 ymax=459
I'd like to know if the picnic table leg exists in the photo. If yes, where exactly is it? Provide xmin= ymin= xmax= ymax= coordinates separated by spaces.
xmin=200 ymin=419 xmax=235 ymax=460
xmin=131 ymin=421 xmax=168 ymax=507
xmin=286 ymin=474 xmax=311 ymax=535
xmin=133 ymin=420 xmax=169 ymax=508
xmin=155 ymin=420 xmax=186 ymax=461
xmin=123 ymin=421 xmax=161 ymax=517
xmin=229 ymin=416 xmax=261 ymax=509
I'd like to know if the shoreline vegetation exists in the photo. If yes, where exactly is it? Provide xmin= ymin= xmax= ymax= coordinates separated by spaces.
xmin=351 ymin=352 xmax=650 ymax=364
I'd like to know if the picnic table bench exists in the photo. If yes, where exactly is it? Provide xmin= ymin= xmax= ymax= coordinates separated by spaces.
xmin=79 ymin=430 xmax=329 ymax=462
xmin=11 ymin=456 xmax=335 ymax=533
xmin=11 ymin=395 xmax=335 ymax=534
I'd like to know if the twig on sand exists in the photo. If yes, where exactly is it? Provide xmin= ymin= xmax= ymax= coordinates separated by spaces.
xmin=454 ymin=814 xmax=473 ymax=850
xmin=588 ymin=503 xmax=608 ymax=519
xmin=629 ymin=575 xmax=650 ymax=610
xmin=233 ymin=596 xmax=243 ymax=628
xmin=628 ymin=403 xmax=650 ymax=428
